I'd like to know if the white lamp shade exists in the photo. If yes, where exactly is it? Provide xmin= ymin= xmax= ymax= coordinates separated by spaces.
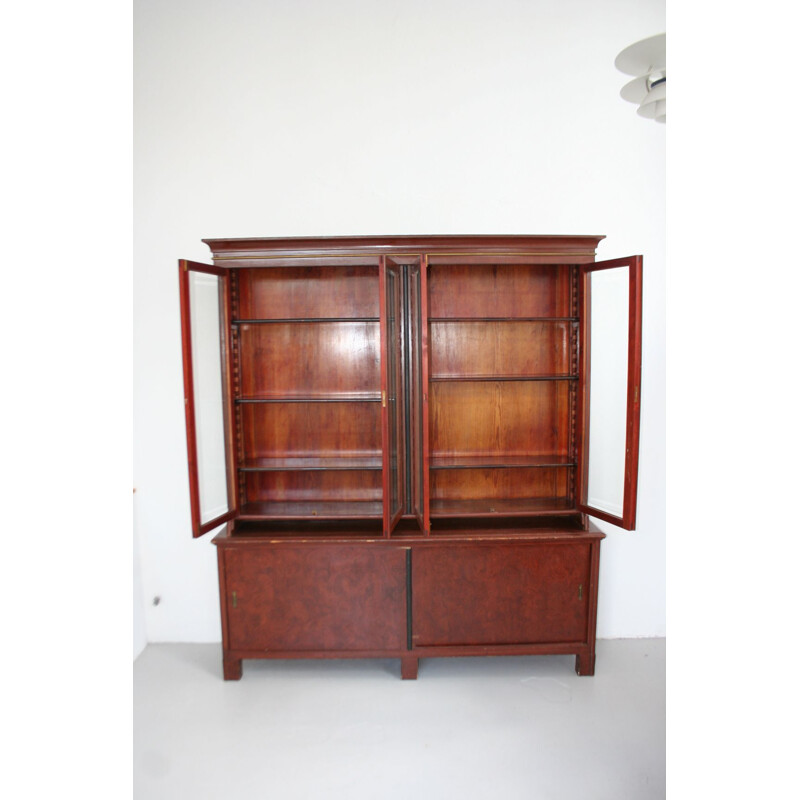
xmin=616 ymin=33 xmax=666 ymax=123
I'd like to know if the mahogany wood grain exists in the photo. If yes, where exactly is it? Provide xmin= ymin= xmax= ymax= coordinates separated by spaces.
xmin=243 ymin=469 xmax=381 ymax=503
xmin=240 ymin=401 xmax=381 ymax=459
xmin=203 ymin=235 xmax=605 ymax=268
xmin=177 ymin=236 xmax=641 ymax=679
xmin=429 ymin=320 xmax=572 ymax=378
xmin=411 ymin=542 xmax=591 ymax=647
xmin=430 ymin=466 xmax=571 ymax=502
xmin=236 ymin=266 xmax=379 ymax=319
xmin=238 ymin=501 xmax=383 ymax=520
xmin=223 ymin=545 xmax=408 ymax=652
xmin=430 ymin=380 xmax=571 ymax=458
xmin=237 ymin=321 xmax=380 ymax=397
xmin=428 ymin=264 xmax=573 ymax=319
xmin=429 ymin=497 xmax=576 ymax=518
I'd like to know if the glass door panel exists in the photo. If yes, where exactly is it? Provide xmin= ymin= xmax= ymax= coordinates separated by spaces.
xmin=179 ymin=260 xmax=236 ymax=537
xmin=380 ymin=258 xmax=405 ymax=535
xmin=577 ymin=256 xmax=642 ymax=530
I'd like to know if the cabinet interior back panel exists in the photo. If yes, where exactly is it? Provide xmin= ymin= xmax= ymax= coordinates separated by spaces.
xmin=244 ymin=470 xmax=382 ymax=503
xmin=430 ymin=466 xmax=571 ymax=501
xmin=240 ymin=402 xmax=381 ymax=458
xmin=429 ymin=320 xmax=572 ymax=378
xmin=238 ymin=322 xmax=380 ymax=396
xmin=430 ymin=381 xmax=571 ymax=456
xmin=428 ymin=264 xmax=572 ymax=318
xmin=237 ymin=266 xmax=380 ymax=319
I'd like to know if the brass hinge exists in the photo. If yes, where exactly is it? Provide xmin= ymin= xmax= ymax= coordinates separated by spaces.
xmin=232 ymin=591 xmax=238 ymax=608
xmin=382 ymin=391 xmax=387 ymax=408
xmin=578 ymin=584 xmax=583 ymax=600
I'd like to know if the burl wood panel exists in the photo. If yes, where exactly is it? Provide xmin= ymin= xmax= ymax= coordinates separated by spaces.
xmin=238 ymin=321 xmax=380 ymax=397
xmin=244 ymin=469 xmax=382 ymax=503
xmin=430 ymin=466 xmax=571 ymax=501
xmin=237 ymin=266 xmax=380 ymax=319
xmin=428 ymin=264 xmax=572 ymax=318
xmin=429 ymin=321 xmax=572 ymax=378
xmin=412 ymin=543 xmax=590 ymax=646
xmin=240 ymin=401 xmax=381 ymax=458
xmin=430 ymin=381 xmax=571 ymax=457
xmin=225 ymin=545 xmax=407 ymax=651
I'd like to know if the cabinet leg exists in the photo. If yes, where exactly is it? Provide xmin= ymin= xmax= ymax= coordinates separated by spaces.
xmin=401 ymin=657 xmax=419 ymax=680
xmin=223 ymin=655 xmax=243 ymax=681
xmin=575 ymin=650 xmax=596 ymax=676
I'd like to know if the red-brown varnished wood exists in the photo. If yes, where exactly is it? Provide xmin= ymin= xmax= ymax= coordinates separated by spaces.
xmin=428 ymin=263 xmax=573 ymax=319
xmin=243 ymin=469 xmax=382 ymax=504
xmin=420 ymin=256 xmax=431 ymax=535
xmin=203 ymin=235 xmax=605 ymax=268
xmin=411 ymin=542 xmax=591 ymax=647
xmin=223 ymin=655 xmax=243 ymax=681
xmin=239 ymin=401 xmax=381 ymax=459
xmin=177 ymin=236 xmax=641 ymax=679
xmin=236 ymin=266 xmax=379 ymax=319
xmin=430 ymin=380 xmax=571 ymax=458
xmin=179 ymin=260 xmax=236 ymax=537
xmin=401 ymin=657 xmax=419 ymax=680
xmin=237 ymin=322 xmax=380 ymax=398
xmin=429 ymin=320 xmax=572 ymax=379
xmin=577 ymin=255 xmax=643 ymax=530
xmin=223 ymin=545 xmax=408 ymax=652
xmin=430 ymin=467 xmax=571 ymax=502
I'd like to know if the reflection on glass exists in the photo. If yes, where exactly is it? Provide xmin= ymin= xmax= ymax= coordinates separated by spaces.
xmin=385 ymin=266 xmax=403 ymax=524
xmin=189 ymin=272 xmax=229 ymax=525
xmin=586 ymin=267 xmax=629 ymax=518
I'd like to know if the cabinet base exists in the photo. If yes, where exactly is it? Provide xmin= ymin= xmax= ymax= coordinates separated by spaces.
xmin=221 ymin=649 xmax=599 ymax=680
xmin=401 ymin=657 xmax=419 ymax=680
xmin=575 ymin=650 xmax=596 ymax=676
xmin=223 ymin=655 xmax=243 ymax=681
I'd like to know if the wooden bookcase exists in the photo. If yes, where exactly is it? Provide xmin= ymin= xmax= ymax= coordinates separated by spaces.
xmin=179 ymin=236 xmax=643 ymax=680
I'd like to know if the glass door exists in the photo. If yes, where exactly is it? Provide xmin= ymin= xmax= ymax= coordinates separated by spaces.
xmin=179 ymin=260 xmax=236 ymax=537
xmin=577 ymin=256 xmax=643 ymax=530
xmin=380 ymin=257 xmax=405 ymax=535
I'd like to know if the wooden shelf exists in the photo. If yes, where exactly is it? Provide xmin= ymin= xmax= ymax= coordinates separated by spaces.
xmin=239 ymin=501 xmax=383 ymax=520
xmin=240 ymin=457 xmax=382 ymax=472
xmin=430 ymin=498 xmax=576 ymax=517
xmin=234 ymin=317 xmax=379 ymax=324
xmin=429 ymin=374 xmax=576 ymax=382
xmin=429 ymin=317 xmax=578 ymax=322
xmin=237 ymin=392 xmax=381 ymax=403
xmin=429 ymin=455 xmax=575 ymax=470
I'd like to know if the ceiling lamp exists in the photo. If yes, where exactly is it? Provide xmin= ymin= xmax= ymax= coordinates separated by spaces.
xmin=615 ymin=33 xmax=666 ymax=123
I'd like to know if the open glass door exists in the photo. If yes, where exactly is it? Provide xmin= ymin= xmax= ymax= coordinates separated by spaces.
xmin=407 ymin=258 xmax=430 ymax=535
xmin=380 ymin=257 xmax=405 ymax=535
xmin=179 ymin=260 xmax=236 ymax=537
xmin=577 ymin=256 xmax=643 ymax=530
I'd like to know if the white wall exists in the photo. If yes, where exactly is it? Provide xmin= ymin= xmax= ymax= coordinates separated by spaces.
xmin=133 ymin=0 xmax=665 ymax=646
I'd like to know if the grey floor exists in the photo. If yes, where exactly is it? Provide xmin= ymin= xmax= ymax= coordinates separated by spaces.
xmin=134 ymin=639 xmax=665 ymax=799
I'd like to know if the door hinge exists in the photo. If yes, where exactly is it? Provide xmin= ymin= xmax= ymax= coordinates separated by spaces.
xmin=232 ymin=591 xmax=238 ymax=608
xmin=578 ymin=584 xmax=583 ymax=600
xmin=382 ymin=391 xmax=387 ymax=408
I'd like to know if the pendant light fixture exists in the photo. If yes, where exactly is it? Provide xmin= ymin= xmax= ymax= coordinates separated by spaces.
xmin=616 ymin=33 xmax=666 ymax=123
